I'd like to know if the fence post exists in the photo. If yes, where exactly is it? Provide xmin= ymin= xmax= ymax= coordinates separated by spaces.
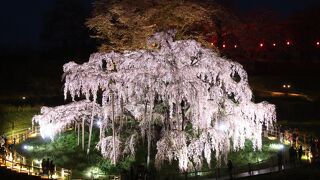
xmin=215 ymin=167 xmax=220 ymax=180
xmin=195 ymin=171 xmax=198 ymax=180
xmin=31 ymin=160 xmax=34 ymax=174
xmin=62 ymin=168 xmax=65 ymax=178
xmin=69 ymin=170 xmax=72 ymax=180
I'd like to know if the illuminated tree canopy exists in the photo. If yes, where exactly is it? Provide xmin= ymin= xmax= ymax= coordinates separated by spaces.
xmin=33 ymin=31 xmax=276 ymax=171
xmin=86 ymin=0 xmax=235 ymax=51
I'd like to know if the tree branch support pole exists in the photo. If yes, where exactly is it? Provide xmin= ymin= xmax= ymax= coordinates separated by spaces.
xmin=111 ymin=92 xmax=116 ymax=165
xmin=82 ymin=118 xmax=85 ymax=150
xmin=99 ymin=122 xmax=103 ymax=140
xmin=32 ymin=121 xmax=34 ymax=134
xmin=87 ymin=105 xmax=95 ymax=154
xmin=147 ymin=102 xmax=153 ymax=169
xmin=77 ymin=123 xmax=80 ymax=146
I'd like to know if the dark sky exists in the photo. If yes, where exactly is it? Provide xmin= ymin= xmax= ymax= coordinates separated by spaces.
xmin=0 ymin=0 xmax=54 ymax=49
xmin=228 ymin=0 xmax=318 ymax=15
xmin=0 ymin=0 xmax=92 ymax=49
xmin=0 ymin=0 xmax=318 ymax=49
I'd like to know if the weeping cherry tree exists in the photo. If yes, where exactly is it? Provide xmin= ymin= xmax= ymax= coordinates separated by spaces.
xmin=33 ymin=30 xmax=276 ymax=171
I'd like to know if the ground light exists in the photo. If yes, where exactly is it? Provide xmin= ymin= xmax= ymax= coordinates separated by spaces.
xmin=269 ymin=143 xmax=284 ymax=150
xmin=85 ymin=166 xmax=106 ymax=179
xmin=23 ymin=145 xmax=34 ymax=151
xmin=301 ymin=154 xmax=312 ymax=162
xmin=33 ymin=159 xmax=41 ymax=164
xmin=267 ymin=136 xmax=277 ymax=141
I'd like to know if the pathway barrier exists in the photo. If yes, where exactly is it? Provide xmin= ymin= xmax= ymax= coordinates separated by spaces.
xmin=154 ymin=126 xmax=313 ymax=180
xmin=0 ymin=126 xmax=72 ymax=179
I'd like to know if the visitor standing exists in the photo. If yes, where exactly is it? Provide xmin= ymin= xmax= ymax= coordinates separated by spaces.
xmin=46 ymin=158 xmax=50 ymax=177
xmin=248 ymin=163 xmax=252 ymax=176
xmin=289 ymin=145 xmax=297 ymax=167
xmin=277 ymin=150 xmax=283 ymax=171
xmin=227 ymin=160 xmax=233 ymax=179
xmin=49 ymin=160 xmax=55 ymax=179
xmin=298 ymin=145 xmax=303 ymax=165
xmin=42 ymin=159 xmax=47 ymax=175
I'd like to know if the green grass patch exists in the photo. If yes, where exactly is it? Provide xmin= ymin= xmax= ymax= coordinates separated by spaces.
xmin=15 ymin=128 xmax=282 ymax=179
xmin=17 ymin=130 xmax=133 ymax=178
xmin=0 ymin=104 xmax=40 ymax=134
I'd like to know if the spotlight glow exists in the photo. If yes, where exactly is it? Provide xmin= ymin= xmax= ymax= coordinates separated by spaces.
xmin=269 ymin=143 xmax=284 ymax=150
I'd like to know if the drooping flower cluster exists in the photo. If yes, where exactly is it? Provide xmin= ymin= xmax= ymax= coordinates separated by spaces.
xmin=34 ymin=30 xmax=276 ymax=171
xmin=33 ymin=100 xmax=102 ymax=140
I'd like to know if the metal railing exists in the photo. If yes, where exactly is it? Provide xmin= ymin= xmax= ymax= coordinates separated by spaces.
xmin=152 ymin=127 xmax=311 ymax=180
xmin=0 ymin=152 xmax=72 ymax=179
xmin=1 ymin=126 xmax=72 ymax=179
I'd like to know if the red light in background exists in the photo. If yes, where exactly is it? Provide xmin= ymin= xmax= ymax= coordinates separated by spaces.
xmin=317 ymin=41 xmax=320 ymax=46
xmin=272 ymin=43 xmax=276 ymax=47
xmin=234 ymin=45 xmax=237 ymax=48
xmin=286 ymin=41 xmax=291 ymax=45
xmin=222 ymin=44 xmax=226 ymax=48
xmin=259 ymin=43 xmax=264 ymax=47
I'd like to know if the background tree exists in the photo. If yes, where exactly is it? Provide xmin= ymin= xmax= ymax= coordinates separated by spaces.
xmin=86 ymin=0 xmax=236 ymax=52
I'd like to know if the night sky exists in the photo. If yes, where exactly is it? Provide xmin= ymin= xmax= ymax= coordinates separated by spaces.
xmin=0 ymin=0 xmax=318 ymax=49
xmin=0 ymin=0 xmax=319 ymax=97
xmin=0 ymin=0 xmax=92 ymax=49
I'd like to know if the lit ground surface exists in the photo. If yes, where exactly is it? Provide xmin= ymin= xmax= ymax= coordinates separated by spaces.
xmin=0 ymin=131 xmax=70 ymax=179
xmin=237 ymin=166 xmax=320 ymax=180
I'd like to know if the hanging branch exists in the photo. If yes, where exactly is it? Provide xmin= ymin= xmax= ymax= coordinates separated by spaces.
xmin=35 ymin=31 xmax=276 ymax=171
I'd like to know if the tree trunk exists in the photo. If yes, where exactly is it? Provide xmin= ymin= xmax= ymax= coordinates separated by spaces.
xmin=77 ymin=123 xmax=80 ymax=146
xmin=111 ymin=92 xmax=116 ymax=165
xmin=82 ymin=118 xmax=85 ymax=150
xmin=181 ymin=100 xmax=186 ymax=131
xmin=143 ymin=102 xmax=148 ymax=145
xmin=147 ymin=103 xmax=153 ymax=169
xmin=87 ymin=106 xmax=95 ymax=154
xmin=99 ymin=122 xmax=103 ymax=140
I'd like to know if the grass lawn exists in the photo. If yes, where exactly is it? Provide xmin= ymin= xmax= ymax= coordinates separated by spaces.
xmin=16 ymin=128 xmax=283 ymax=179
xmin=0 ymin=104 xmax=39 ymax=135
xmin=16 ymin=129 xmax=133 ymax=179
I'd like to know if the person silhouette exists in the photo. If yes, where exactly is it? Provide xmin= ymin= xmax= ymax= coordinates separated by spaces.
xmin=227 ymin=160 xmax=233 ymax=179
xmin=277 ymin=150 xmax=283 ymax=171
xmin=49 ymin=160 xmax=55 ymax=178
xmin=298 ymin=145 xmax=303 ymax=165
xmin=46 ymin=158 xmax=50 ymax=176
xmin=41 ymin=159 xmax=46 ymax=174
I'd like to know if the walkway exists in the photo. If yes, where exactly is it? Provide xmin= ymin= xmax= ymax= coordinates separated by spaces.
xmin=0 ymin=127 xmax=71 ymax=180
xmin=209 ymin=163 xmax=304 ymax=180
